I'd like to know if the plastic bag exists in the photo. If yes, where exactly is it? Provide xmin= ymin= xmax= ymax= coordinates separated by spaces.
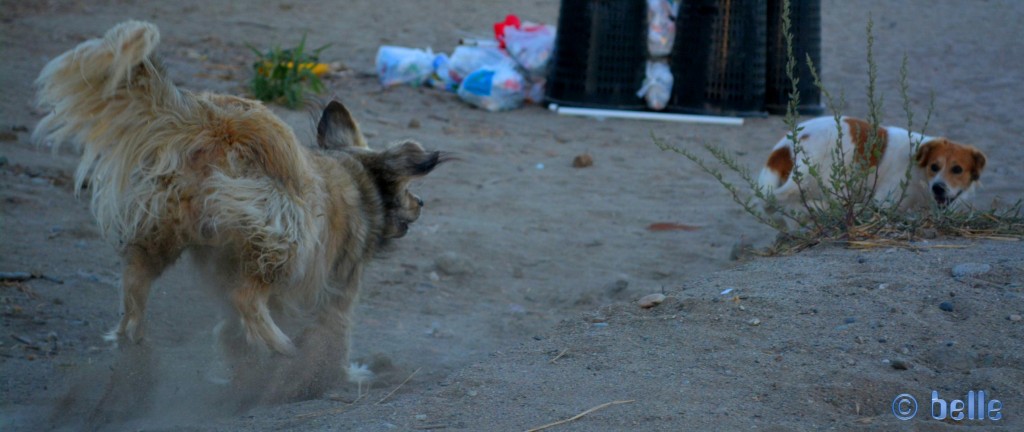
xmin=427 ymin=53 xmax=459 ymax=91
xmin=457 ymin=63 xmax=526 ymax=112
xmin=375 ymin=46 xmax=435 ymax=87
xmin=637 ymin=60 xmax=673 ymax=110
xmin=448 ymin=46 xmax=518 ymax=85
xmin=504 ymin=24 xmax=556 ymax=80
xmin=647 ymin=0 xmax=678 ymax=57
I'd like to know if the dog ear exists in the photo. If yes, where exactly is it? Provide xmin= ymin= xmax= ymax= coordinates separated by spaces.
xmin=384 ymin=141 xmax=450 ymax=178
xmin=970 ymin=147 xmax=986 ymax=180
xmin=317 ymin=100 xmax=368 ymax=150
xmin=915 ymin=139 xmax=940 ymax=167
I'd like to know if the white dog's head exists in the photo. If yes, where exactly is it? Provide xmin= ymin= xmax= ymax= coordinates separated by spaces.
xmin=915 ymin=138 xmax=987 ymax=208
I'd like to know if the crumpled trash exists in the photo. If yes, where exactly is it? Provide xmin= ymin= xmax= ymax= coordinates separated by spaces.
xmin=637 ymin=60 xmax=673 ymax=110
xmin=504 ymin=24 xmax=556 ymax=80
xmin=647 ymin=0 xmax=679 ymax=57
xmin=456 ymin=63 xmax=526 ymax=111
xmin=375 ymin=46 xmax=435 ymax=87
xmin=448 ymin=45 xmax=519 ymax=85
xmin=427 ymin=53 xmax=458 ymax=91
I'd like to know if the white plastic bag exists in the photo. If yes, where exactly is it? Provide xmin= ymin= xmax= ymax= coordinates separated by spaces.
xmin=637 ymin=60 xmax=673 ymax=110
xmin=375 ymin=46 xmax=435 ymax=87
xmin=448 ymin=46 xmax=518 ymax=85
xmin=503 ymin=24 xmax=556 ymax=80
xmin=427 ymin=53 xmax=458 ymax=91
xmin=456 ymin=63 xmax=526 ymax=112
xmin=647 ymin=0 xmax=678 ymax=57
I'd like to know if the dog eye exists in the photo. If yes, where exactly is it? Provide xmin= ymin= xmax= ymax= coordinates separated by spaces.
xmin=930 ymin=163 xmax=940 ymax=172
xmin=951 ymin=165 xmax=963 ymax=174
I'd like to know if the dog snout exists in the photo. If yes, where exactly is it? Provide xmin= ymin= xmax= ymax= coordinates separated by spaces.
xmin=931 ymin=183 xmax=947 ymax=198
xmin=416 ymin=196 xmax=424 ymax=207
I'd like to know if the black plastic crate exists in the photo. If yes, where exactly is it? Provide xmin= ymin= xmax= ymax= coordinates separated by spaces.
xmin=545 ymin=0 xmax=648 ymax=110
xmin=669 ymin=0 xmax=767 ymax=116
xmin=765 ymin=0 xmax=823 ymax=115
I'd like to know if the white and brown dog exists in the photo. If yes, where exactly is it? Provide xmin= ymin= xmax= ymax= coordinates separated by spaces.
xmin=758 ymin=116 xmax=986 ymax=212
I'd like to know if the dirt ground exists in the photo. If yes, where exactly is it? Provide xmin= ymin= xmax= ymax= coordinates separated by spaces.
xmin=1 ymin=0 xmax=1022 ymax=430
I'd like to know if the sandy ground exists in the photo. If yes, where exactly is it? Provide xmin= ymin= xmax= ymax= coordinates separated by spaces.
xmin=1 ymin=0 xmax=1022 ymax=430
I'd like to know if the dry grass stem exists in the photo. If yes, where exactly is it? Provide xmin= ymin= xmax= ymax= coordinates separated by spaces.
xmin=525 ymin=400 xmax=636 ymax=432
xmin=376 ymin=367 xmax=422 ymax=405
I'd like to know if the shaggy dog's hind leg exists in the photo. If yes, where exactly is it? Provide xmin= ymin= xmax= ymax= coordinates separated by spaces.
xmin=231 ymin=277 xmax=295 ymax=356
xmin=106 ymin=245 xmax=175 ymax=345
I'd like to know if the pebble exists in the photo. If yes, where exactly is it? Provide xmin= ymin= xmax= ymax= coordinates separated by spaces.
xmin=951 ymin=263 xmax=991 ymax=278
xmin=434 ymin=252 xmax=473 ymax=276
xmin=891 ymin=359 xmax=910 ymax=370
xmin=844 ymin=317 xmax=856 ymax=324
xmin=428 ymin=271 xmax=440 ymax=282
xmin=572 ymin=153 xmax=593 ymax=168
xmin=939 ymin=302 xmax=954 ymax=312
xmin=1009 ymin=314 xmax=1022 ymax=322
xmin=414 ymin=414 xmax=428 ymax=421
xmin=407 ymin=118 xmax=421 ymax=129
xmin=604 ymin=279 xmax=629 ymax=297
xmin=638 ymin=293 xmax=665 ymax=308
xmin=748 ymin=318 xmax=761 ymax=326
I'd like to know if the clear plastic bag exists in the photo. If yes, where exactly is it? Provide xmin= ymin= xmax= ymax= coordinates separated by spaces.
xmin=447 ymin=46 xmax=518 ymax=85
xmin=427 ymin=53 xmax=459 ymax=91
xmin=503 ymin=24 xmax=556 ymax=80
xmin=647 ymin=0 xmax=678 ymax=57
xmin=637 ymin=60 xmax=673 ymax=110
xmin=456 ymin=63 xmax=526 ymax=112
xmin=375 ymin=46 xmax=435 ymax=87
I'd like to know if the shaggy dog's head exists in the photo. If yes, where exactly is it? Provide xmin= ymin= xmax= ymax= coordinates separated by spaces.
xmin=316 ymin=100 xmax=449 ymax=239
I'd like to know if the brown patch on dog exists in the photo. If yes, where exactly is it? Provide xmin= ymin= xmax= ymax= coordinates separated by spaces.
xmin=845 ymin=117 xmax=888 ymax=167
xmin=766 ymin=147 xmax=794 ymax=184
xmin=916 ymin=138 xmax=987 ymax=188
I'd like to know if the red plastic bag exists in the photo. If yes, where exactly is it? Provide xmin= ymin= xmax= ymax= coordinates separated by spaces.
xmin=493 ymin=14 xmax=522 ymax=48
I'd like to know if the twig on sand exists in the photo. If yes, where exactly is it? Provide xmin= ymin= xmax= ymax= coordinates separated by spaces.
xmin=525 ymin=400 xmax=636 ymax=432
xmin=548 ymin=348 xmax=568 ymax=364
xmin=376 ymin=367 xmax=421 ymax=405
xmin=295 ymin=392 xmax=366 ymax=419
xmin=0 ymin=271 xmax=64 ymax=284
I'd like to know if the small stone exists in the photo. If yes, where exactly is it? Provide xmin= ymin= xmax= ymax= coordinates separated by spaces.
xmin=572 ymin=153 xmax=593 ymax=168
xmin=847 ymin=359 xmax=856 ymax=366
xmin=604 ymin=279 xmax=629 ymax=297
xmin=951 ymin=263 xmax=991 ymax=278
xmin=414 ymin=414 xmax=428 ymax=421
xmin=638 ymin=293 xmax=666 ymax=308
xmin=939 ymin=302 xmax=954 ymax=312
xmin=1009 ymin=314 xmax=1022 ymax=322
xmin=435 ymin=252 xmax=473 ymax=276
xmin=407 ymin=118 xmax=421 ymax=129
xmin=467 ymin=390 xmax=478 ymax=397
xmin=891 ymin=359 xmax=910 ymax=370
xmin=428 ymin=271 xmax=440 ymax=282
xmin=748 ymin=318 xmax=761 ymax=326
xmin=844 ymin=317 xmax=856 ymax=324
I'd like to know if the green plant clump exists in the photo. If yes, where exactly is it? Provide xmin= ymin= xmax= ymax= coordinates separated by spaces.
xmin=249 ymin=34 xmax=329 ymax=109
